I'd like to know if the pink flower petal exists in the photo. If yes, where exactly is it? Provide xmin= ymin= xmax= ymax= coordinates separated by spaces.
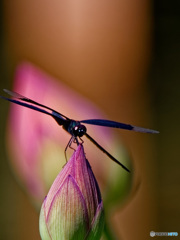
xmin=47 ymin=175 xmax=89 ymax=239
xmin=86 ymin=201 xmax=104 ymax=240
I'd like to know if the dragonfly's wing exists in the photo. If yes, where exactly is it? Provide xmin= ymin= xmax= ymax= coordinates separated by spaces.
xmin=81 ymin=119 xmax=159 ymax=134
xmin=1 ymin=90 xmax=67 ymax=126
xmin=3 ymin=89 xmax=69 ymax=120
xmin=85 ymin=132 xmax=130 ymax=172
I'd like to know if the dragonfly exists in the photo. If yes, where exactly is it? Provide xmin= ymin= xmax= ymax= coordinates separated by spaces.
xmin=1 ymin=89 xmax=159 ymax=172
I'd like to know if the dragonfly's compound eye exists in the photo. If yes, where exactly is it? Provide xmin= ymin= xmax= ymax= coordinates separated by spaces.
xmin=73 ymin=124 xmax=87 ymax=137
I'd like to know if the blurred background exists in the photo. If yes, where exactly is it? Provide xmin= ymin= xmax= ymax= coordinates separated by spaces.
xmin=0 ymin=0 xmax=180 ymax=239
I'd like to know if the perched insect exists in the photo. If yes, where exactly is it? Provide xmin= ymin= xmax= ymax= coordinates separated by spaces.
xmin=1 ymin=89 xmax=159 ymax=172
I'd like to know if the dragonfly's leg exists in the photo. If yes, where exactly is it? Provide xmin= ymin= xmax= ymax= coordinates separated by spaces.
xmin=64 ymin=136 xmax=74 ymax=162
xmin=73 ymin=137 xmax=79 ymax=146
xmin=79 ymin=137 xmax=84 ymax=144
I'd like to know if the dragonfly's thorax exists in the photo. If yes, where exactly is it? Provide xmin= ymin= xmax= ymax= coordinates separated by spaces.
xmin=63 ymin=120 xmax=87 ymax=137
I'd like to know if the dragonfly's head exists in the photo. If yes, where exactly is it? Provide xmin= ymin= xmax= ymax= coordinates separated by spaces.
xmin=72 ymin=123 xmax=87 ymax=137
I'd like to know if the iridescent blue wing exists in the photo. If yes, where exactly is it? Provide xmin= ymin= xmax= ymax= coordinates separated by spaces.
xmin=81 ymin=119 xmax=159 ymax=134
xmin=1 ymin=89 xmax=68 ymax=125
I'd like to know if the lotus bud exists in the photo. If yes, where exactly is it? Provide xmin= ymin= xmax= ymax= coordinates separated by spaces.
xmin=39 ymin=144 xmax=104 ymax=240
